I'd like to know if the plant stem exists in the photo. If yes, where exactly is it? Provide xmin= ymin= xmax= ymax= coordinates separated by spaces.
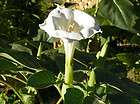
xmin=37 ymin=42 xmax=43 ymax=60
xmin=95 ymin=0 xmax=99 ymax=16
xmin=63 ymin=40 xmax=77 ymax=86
xmin=61 ymin=40 xmax=76 ymax=98
xmin=56 ymin=97 xmax=63 ymax=104
xmin=64 ymin=58 xmax=73 ymax=86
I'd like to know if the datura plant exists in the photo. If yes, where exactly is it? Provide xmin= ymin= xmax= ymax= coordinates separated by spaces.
xmin=39 ymin=6 xmax=101 ymax=98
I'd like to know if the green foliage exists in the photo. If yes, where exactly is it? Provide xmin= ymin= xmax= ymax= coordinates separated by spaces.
xmin=27 ymin=70 xmax=57 ymax=88
xmin=97 ymin=0 xmax=139 ymax=33
xmin=64 ymin=88 xmax=84 ymax=104
xmin=0 ymin=0 xmax=41 ymax=42
xmin=0 ymin=0 xmax=140 ymax=103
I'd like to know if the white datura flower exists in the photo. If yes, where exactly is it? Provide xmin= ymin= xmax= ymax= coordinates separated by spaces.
xmin=39 ymin=6 xmax=102 ymax=94
xmin=39 ymin=6 xmax=102 ymax=67
xmin=39 ymin=6 xmax=102 ymax=41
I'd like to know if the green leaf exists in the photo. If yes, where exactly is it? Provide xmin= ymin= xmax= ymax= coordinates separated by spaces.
xmin=43 ymin=49 xmax=65 ymax=73
xmin=95 ymin=69 xmax=140 ymax=99
xmin=74 ymin=50 xmax=96 ymax=70
xmin=96 ymin=39 xmax=109 ymax=59
xmin=97 ymin=0 xmax=137 ymax=32
xmin=27 ymin=71 xmax=56 ymax=88
xmin=0 ymin=47 xmax=40 ymax=71
xmin=64 ymin=88 xmax=84 ymax=104
xmin=0 ymin=58 xmax=18 ymax=72
xmin=11 ymin=43 xmax=32 ymax=55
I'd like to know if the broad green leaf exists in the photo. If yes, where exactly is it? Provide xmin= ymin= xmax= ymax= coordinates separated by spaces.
xmin=74 ymin=50 xmax=96 ymax=70
xmin=0 ymin=58 xmax=18 ymax=72
xmin=43 ymin=49 xmax=65 ymax=73
xmin=64 ymin=88 xmax=84 ymax=104
xmin=97 ymin=0 xmax=137 ymax=32
xmin=27 ymin=71 xmax=56 ymax=88
xmin=0 ymin=48 xmax=40 ymax=71
xmin=95 ymin=69 xmax=140 ymax=99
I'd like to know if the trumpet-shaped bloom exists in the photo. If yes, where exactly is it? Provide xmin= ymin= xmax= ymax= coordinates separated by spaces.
xmin=39 ymin=7 xmax=102 ymax=91
xmin=39 ymin=6 xmax=102 ymax=41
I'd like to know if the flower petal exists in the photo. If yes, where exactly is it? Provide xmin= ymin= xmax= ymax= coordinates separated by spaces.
xmin=54 ymin=30 xmax=83 ymax=41
xmin=52 ymin=16 xmax=68 ymax=30
xmin=39 ymin=20 xmax=55 ymax=38
xmin=52 ymin=30 xmax=67 ymax=39
xmin=60 ymin=7 xmax=74 ymax=24
xmin=67 ymin=32 xmax=83 ymax=40
xmin=39 ymin=7 xmax=68 ymax=37
xmin=73 ymin=10 xmax=96 ymax=28
xmin=80 ymin=26 xmax=102 ymax=39
xmin=80 ymin=27 xmax=94 ymax=39
xmin=39 ymin=7 xmax=102 ymax=42
xmin=73 ymin=10 xmax=101 ymax=38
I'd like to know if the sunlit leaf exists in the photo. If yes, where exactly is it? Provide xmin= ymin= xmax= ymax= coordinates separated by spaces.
xmin=97 ymin=0 xmax=138 ymax=32
xmin=96 ymin=39 xmax=109 ymax=59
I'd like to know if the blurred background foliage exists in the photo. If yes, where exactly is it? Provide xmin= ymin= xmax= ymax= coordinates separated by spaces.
xmin=0 ymin=0 xmax=140 ymax=104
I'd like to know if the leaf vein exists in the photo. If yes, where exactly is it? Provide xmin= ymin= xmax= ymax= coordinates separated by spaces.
xmin=113 ymin=0 xmax=127 ymax=25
